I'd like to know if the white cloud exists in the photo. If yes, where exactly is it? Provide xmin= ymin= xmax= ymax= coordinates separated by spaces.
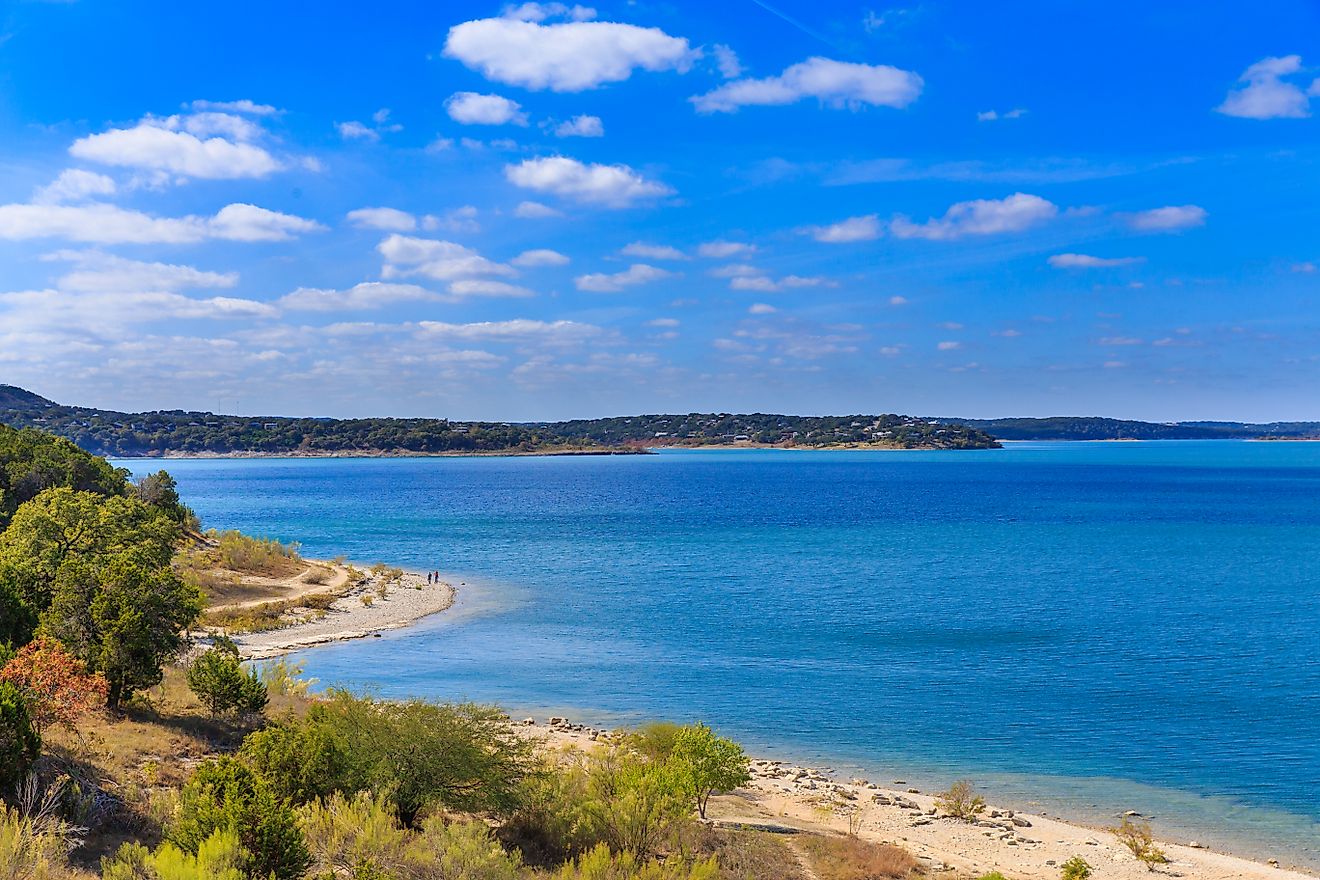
xmin=806 ymin=214 xmax=881 ymax=243
xmin=511 ymin=248 xmax=570 ymax=267
xmin=977 ymin=108 xmax=1027 ymax=122
xmin=691 ymin=56 xmax=922 ymax=114
xmin=337 ymin=121 xmax=380 ymax=141
xmin=708 ymin=263 xmax=760 ymax=278
xmin=0 ymin=201 xmax=324 ymax=245
xmin=0 ymin=288 xmax=276 ymax=332
xmin=647 ymin=317 xmax=679 ymax=327
xmin=417 ymin=318 xmax=601 ymax=342
xmin=889 ymin=193 xmax=1057 ymax=240
xmin=447 ymin=279 xmax=535 ymax=298
xmin=44 ymin=250 xmax=238 ymax=292
xmin=70 ymin=120 xmax=282 ymax=179
xmin=280 ymin=282 xmax=440 ymax=311
xmin=888 ymin=295 xmax=908 ymax=306
xmin=1125 ymin=204 xmax=1207 ymax=233
xmin=502 ymin=3 xmax=596 ymax=22
xmin=190 ymin=99 xmax=280 ymax=116
xmin=711 ymin=44 xmax=743 ymax=79
xmin=696 ymin=240 xmax=756 ymax=258
xmin=937 ymin=340 xmax=961 ymax=351
xmin=1292 ymin=261 xmax=1316 ymax=273
xmin=574 ymin=263 xmax=672 ymax=292
xmin=621 ymin=242 xmax=687 ymax=260
xmin=729 ymin=274 xmax=834 ymax=292
xmin=208 ymin=203 xmax=326 ymax=242
xmin=1048 ymin=253 xmax=1144 ymax=269
xmin=505 ymin=156 xmax=673 ymax=207
xmin=378 ymin=234 xmax=516 ymax=282
xmin=1216 ymin=55 xmax=1313 ymax=119
xmin=444 ymin=14 xmax=695 ymax=92
xmin=513 ymin=200 xmax=563 ymax=218
xmin=179 ymin=111 xmax=264 ymax=141
xmin=554 ymin=114 xmax=605 ymax=137
xmin=748 ymin=303 xmax=777 ymax=314
xmin=421 ymin=206 xmax=481 ymax=234
xmin=445 ymin=91 xmax=529 ymax=126
xmin=33 ymin=169 xmax=118 ymax=204
xmin=347 ymin=207 xmax=417 ymax=231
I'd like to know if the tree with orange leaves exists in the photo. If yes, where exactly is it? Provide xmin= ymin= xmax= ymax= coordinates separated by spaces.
xmin=0 ymin=636 xmax=108 ymax=732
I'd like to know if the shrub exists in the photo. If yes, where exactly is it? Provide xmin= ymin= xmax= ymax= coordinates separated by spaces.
xmin=977 ymin=873 xmax=1010 ymax=880
xmin=240 ymin=721 xmax=352 ymax=806
xmin=799 ymin=834 xmax=920 ymax=880
xmin=299 ymin=791 xmax=409 ymax=878
xmin=103 ymin=828 xmax=247 ymax=880
xmin=576 ymin=746 xmax=692 ymax=860
xmin=669 ymin=723 xmax=750 ymax=819
xmin=171 ymin=757 xmax=310 ymax=880
xmin=0 ymin=681 xmax=40 ymax=790
xmin=0 ymin=804 xmax=72 ymax=880
xmin=0 ymin=635 xmax=107 ymax=732
xmin=935 ymin=779 xmax=986 ymax=820
xmin=628 ymin=722 xmax=685 ymax=762
xmin=186 ymin=641 xmax=268 ymax=718
xmin=256 ymin=657 xmax=315 ymax=697
xmin=1061 ymin=856 xmax=1092 ymax=880
xmin=555 ymin=843 xmax=718 ymax=880
xmin=1109 ymin=817 xmax=1168 ymax=870
xmin=406 ymin=815 xmax=521 ymax=880
xmin=213 ymin=530 xmax=301 ymax=575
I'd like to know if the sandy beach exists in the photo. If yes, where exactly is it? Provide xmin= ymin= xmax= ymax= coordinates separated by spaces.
xmin=527 ymin=720 xmax=1316 ymax=880
xmin=230 ymin=566 xmax=456 ymax=660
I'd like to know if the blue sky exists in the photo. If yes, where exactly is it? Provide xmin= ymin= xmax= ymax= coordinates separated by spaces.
xmin=1 ymin=1 xmax=1318 ymax=421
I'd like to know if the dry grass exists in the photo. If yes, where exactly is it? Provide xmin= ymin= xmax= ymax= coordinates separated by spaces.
xmin=682 ymin=826 xmax=807 ymax=880
xmin=201 ymin=592 xmax=338 ymax=633
xmin=799 ymin=834 xmax=921 ymax=880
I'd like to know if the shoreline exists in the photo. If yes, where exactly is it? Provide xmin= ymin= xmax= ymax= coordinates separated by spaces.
xmin=225 ymin=563 xmax=1318 ymax=876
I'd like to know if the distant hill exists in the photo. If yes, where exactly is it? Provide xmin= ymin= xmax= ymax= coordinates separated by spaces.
xmin=0 ymin=385 xmax=999 ymax=456
xmin=955 ymin=416 xmax=1320 ymax=441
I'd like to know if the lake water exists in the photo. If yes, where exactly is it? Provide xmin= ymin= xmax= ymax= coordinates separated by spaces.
xmin=119 ymin=443 xmax=1320 ymax=868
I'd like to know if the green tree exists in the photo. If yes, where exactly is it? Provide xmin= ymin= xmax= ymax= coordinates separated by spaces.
xmin=187 ymin=641 xmax=268 ymax=718
xmin=669 ymin=723 xmax=751 ymax=819
xmin=578 ymin=747 xmax=692 ymax=860
xmin=0 ymin=681 xmax=40 ymax=790
xmin=240 ymin=721 xmax=352 ymax=806
xmin=133 ymin=470 xmax=194 ymax=525
xmin=42 ymin=549 xmax=203 ymax=708
xmin=171 ymin=757 xmax=310 ymax=880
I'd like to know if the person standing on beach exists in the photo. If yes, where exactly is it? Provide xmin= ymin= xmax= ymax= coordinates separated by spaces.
xmin=427 ymin=572 xmax=432 ymax=585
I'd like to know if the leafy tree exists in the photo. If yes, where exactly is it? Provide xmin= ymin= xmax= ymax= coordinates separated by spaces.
xmin=936 ymin=779 xmax=986 ymax=821
xmin=133 ymin=470 xmax=194 ymax=526
xmin=0 ymin=572 xmax=36 ymax=647
xmin=103 ymin=828 xmax=247 ymax=880
xmin=0 ymin=681 xmax=40 ymax=790
xmin=187 ymin=640 xmax=268 ymax=718
xmin=171 ymin=757 xmax=310 ymax=880
xmin=0 ymin=425 xmax=128 ymax=527
xmin=669 ymin=723 xmax=751 ymax=819
xmin=1108 ymin=817 xmax=1168 ymax=871
xmin=240 ymin=721 xmax=352 ymax=806
xmin=0 ymin=635 xmax=107 ymax=732
xmin=42 ymin=549 xmax=203 ymax=708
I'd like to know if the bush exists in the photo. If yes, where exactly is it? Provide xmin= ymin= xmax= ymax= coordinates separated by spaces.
xmin=576 ymin=746 xmax=692 ymax=860
xmin=171 ymin=757 xmax=310 ymax=880
xmin=187 ymin=641 xmax=268 ymax=718
xmin=935 ymin=779 xmax=986 ymax=820
xmin=1061 ymin=856 xmax=1092 ymax=880
xmin=240 ymin=721 xmax=352 ymax=806
xmin=669 ymin=723 xmax=750 ymax=819
xmin=977 ymin=873 xmax=1010 ymax=880
xmin=1109 ymin=817 xmax=1168 ymax=870
xmin=103 ymin=828 xmax=247 ymax=880
xmin=0 ymin=804 xmax=73 ymax=880
xmin=213 ymin=530 xmax=301 ymax=575
xmin=256 ymin=657 xmax=315 ymax=697
xmin=0 ymin=635 xmax=108 ymax=732
xmin=628 ymin=722 xmax=685 ymax=762
xmin=0 ymin=681 xmax=40 ymax=789
xmin=555 ymin=843 xmax=718 ymax=880
xmin=799 ymin=834 xmax=920 ymax=880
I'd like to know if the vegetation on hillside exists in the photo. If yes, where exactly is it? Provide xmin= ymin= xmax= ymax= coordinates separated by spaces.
xmin=0 ymin=385 xmax=999 ymax=455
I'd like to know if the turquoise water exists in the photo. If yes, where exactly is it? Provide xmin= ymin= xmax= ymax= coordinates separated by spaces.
xmin=121 ymin=443 xmax=1320 ymax=868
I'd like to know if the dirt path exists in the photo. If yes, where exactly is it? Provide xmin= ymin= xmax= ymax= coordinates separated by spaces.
xmin=208 ymin=562 xmax=350 ymax=611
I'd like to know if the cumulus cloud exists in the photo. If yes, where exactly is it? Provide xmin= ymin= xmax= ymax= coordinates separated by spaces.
xmin=621 ymin=242 xmax=686 ymax=260
xmin=748 ymin=303 xmax=777 ymax=314
xmin=190 ymin=99 xmax=280 ymax=116
xmin=0 ymin=288 xmax=276 ymax=333
xmin=711 ymin=44 xmax=743 ymax=79
xmin=505 ymin=156 xmax=673 ymax=207
xmin=347 ymin=207 xmax=417 ymax=231
xmin=696 ymin=240 xmax=756 ymax=258
xmin=889 ymin=193 xmax=1057 ymax=240
xmin=280 ymin=282 xmax=440 ymax=311
xmin=1048 ymin=253 xmax=1144 ymax=269
xmin=805 ymin=214 xmax=881 ymax=243
xmin=708 ymin=263 xmax=760 ymax=278
xmin=422 ymin=206 xmax=481 ymax=234
xmin=44 ymin=250 xmax=238 ymax=292
xmin=417 ymin=318 xmax=601 ymax=342
xmin=729 ymin=274 xmax=834 ymax=292
xmin=443 ymin=14 xmax=695 ymax=92
xmin=574 ymin=263 xmax=673 ymax=292
xmin=502 ymin=3 xmax=596 ymax=23
xmin=937 ymin=340 xmax=961 ymax=351
xmin=977 ymin=108 xmax=1027 ymax=122
xmin=1125 ymin=204 xmax=1207 ymax=232
xmin=554 ymin=114 xmax=605 ymax=137
xmin=1216 ymin=55 xmax=1314 ymax=119
xmin=511 ymin=248 xmax=570 ymax=267
xmin=445 ymin=92 xmax=529 ymax=126
xmin=0 ymin=201 xmax=321 ymax=245
xmin=378 ymin=234 xmax=516 ymax=282
xmin=691 ymin=56 xmax=922 ymax=114
xmin=337 ymin=121 xmax=380 ymax=141
xmin=447 ymin=279 xmax=535 ymax=298
xmin=208 ymin=204 xmax=326 ymax=242
xmin=32 ymin=169 xmax=118 ymax=204
xmin=513 ymin=200 xmax=563 ymax=218
xmin=69 ymin=118 xmax=282 ymax=179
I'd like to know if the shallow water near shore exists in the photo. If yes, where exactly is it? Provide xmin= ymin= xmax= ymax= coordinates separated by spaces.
xmin=120 ymin=442 xmax=1320 ymax=869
